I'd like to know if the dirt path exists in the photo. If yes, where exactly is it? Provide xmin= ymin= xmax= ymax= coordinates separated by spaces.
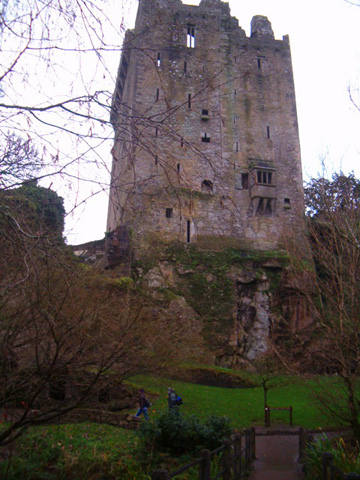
xmin=248 ymin=432 xmax=304 ymax=480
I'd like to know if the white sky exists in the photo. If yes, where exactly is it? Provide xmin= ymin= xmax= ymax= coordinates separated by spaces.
xmin=66 ymin=0 xmax=360 ymax=244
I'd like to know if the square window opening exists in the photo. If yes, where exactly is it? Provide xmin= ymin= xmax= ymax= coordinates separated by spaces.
xmin=166 ymin=208 xmax=173 ymax=218
xmin=202 ymin=133 xmax=211 ymax=143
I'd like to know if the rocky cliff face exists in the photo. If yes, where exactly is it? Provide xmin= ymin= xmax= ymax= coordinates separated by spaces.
xmin=134 ymin=243 xmax=311 ymax=367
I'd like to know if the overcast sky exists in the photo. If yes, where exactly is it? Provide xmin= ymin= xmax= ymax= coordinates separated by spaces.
xmin=66 ymin=0 xmax=360 ymax=244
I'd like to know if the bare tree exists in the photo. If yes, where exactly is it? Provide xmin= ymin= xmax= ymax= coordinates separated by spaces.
xmin=290 ymin=172 xmax=360 ymax=440
xmin=0 ymin=180 xmax=202 ymax=446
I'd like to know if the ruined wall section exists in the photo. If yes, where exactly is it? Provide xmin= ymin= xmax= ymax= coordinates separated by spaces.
xmin=107 ymin=0 xmax=304 ymax=255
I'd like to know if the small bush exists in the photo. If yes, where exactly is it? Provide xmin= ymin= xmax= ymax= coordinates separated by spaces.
xmin=305 ymin=435 xmax=360 ymax=479
xmin=138 ymin=410 xmax=232 ymax=455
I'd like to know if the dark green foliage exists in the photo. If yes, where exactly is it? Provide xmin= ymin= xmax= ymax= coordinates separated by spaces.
xmin=18 ymin=180 xmax=65 ymax=236
xmin=1 ymin=180 xmax=65 ymax=239
xmin=138 ymin=410 xmax=232 ymax=455
xmin=305 ymin=436 xmax=360 ymax=479
xmin=305 ymin=171 xmax=360 ymax=217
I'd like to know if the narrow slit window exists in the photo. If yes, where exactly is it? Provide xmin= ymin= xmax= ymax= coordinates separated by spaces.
xmin=184 ymin=61 xmax=187 ymax=73
xmin=188 ymin=93 xmax=192 ymax=108
xmin=257 ymin=58 xmax=261 ymax=70
xmin=177 ymin=163 xmax=181 ymax=173
xmin=166 ymin=208 xmax=173 ymax=218
xmin=267 ymin=126 xmax=270 ymax=139
xmin=156 ymin=88 xmax=160 ymax=101
xmin=155 ymin=155 xmax=158 ymax=165
xmin=234 ymin=141 xmax=239 ymax=152
xmin=180 ymin=137 xmax=184 ymax=147
xmin=157 ymin=53 xmax=161 ymax=67
xmin=187 ymin=220 xmax=191 ymax=243
xmin=155 ymin=127 xmax=159 ymax=137
xmin=234 ymin=89 xmax=237 ymax=96
xmin=201 ymin=132 xmax=211 ymax=143
xmin=187 ymin=25 xmax=195 ymax=48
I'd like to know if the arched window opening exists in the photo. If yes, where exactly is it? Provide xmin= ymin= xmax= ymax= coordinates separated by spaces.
xmin=201 ymin=180 xmax=213 ymax=193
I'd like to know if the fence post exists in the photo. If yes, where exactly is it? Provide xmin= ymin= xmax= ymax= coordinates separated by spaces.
xmin=250 ymin=427 xmax=256 ymax=459
xmin=222 ymin=439 xmax=232 ymax=480
xmin=264 ymin=405 xmax=268 ymax=427
xmin=245 ymin=429 xmax=251 ymax=470
xmin=321 ymin=453 xmax=333 ymax=480
xmin=151 ymin=469 xmax=170 ymax=480
xmin=298 ymin=427 xmax=307 ymax=463
xmin=233 ymin=434 xmax=241 ymax=479
xmin=199 ymin=449 xmax=211 ymax=480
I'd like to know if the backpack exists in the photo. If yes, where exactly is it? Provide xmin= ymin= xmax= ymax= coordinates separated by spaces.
xmin=144 ymin=398 xmax=151 ymax=408
xmin=175 ymin=396 xmax=183 ymax=406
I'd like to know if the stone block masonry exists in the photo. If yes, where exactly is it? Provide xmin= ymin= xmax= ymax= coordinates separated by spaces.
xmin=107 ymin=0 xmax=305 ymax=260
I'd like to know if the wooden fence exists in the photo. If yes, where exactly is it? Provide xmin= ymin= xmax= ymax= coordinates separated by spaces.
xmin=151 ymin=428 xmax=256 ymax=480
xmin=298 ymin=428 xmax=360 ymax=480
xmin=264 ymin=405 xmax=293 ymax=427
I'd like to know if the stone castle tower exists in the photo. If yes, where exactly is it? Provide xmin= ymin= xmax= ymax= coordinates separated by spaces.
xmin=107 ymin=0 xmax=304 ymax=261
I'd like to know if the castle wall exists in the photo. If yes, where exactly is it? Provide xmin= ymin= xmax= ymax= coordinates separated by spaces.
xmin=107 ymin=0 xmax=304 ymax=254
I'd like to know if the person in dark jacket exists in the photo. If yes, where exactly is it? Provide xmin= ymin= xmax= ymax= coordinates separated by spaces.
xmin=135 ymin=388 xmax=150 ymax=420
xmin=167 ymin=387 xmax=182 ymax=410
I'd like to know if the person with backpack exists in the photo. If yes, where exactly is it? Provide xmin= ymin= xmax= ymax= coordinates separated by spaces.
xmin=134 ymin=388 xmax=150 ymax=420
xmin=167 ymin=387 xmax=183 ymax=410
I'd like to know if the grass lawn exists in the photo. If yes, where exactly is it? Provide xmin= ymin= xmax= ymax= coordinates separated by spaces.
xmin=130 ymin=374 xmax=337 ymax=430
xmin=0 ymin=372 xmax=349 ymax=479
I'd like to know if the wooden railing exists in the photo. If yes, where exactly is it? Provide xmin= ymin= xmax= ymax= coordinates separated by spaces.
xmin=151 ymin=428 xmax=256 ymax=480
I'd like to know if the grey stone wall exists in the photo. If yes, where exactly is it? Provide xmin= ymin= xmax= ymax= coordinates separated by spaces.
xmin=107 ymin=0 xmax=305 ymax=255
